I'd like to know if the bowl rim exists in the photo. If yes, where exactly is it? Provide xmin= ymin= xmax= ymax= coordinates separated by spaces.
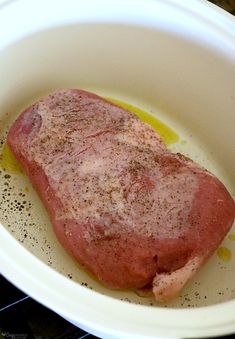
xmin=0 ymin=0 xmax=235 ymax=50
xmin=0 ymin=0 xmax=235 ymax=338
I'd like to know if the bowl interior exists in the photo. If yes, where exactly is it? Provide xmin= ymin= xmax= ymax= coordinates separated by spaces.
xmin=0 ymin=23 xmax=235 ymax=310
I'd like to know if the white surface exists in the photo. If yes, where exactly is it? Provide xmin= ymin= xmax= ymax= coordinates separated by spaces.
xmin=0 ymin=0 xmax=17 ymax=8
xmin=0 ymin=0 xmax=235 ymax=338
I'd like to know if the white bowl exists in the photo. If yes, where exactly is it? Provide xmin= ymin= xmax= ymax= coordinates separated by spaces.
xmin=0 ymin=0 xmax=235 ymax=338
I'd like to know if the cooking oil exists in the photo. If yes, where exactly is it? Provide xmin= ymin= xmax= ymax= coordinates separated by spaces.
xmin=105 ymin=97 xmax=179 ymax=145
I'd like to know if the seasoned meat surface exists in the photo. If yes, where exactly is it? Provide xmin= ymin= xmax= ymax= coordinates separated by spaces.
xmin=7 ymin=89 xmax=235 ymax=301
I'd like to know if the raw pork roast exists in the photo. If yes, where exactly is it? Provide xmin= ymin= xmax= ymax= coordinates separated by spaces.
xmin=7 ymin=89 xmax=235 ymax=301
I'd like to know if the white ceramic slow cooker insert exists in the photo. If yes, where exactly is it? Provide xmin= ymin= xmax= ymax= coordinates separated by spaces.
xmin=0 ymin=0 xmax=235 ymax=338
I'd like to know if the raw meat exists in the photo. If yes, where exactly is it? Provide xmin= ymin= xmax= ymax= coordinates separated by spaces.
xmin=7 ymin=89 xmax=235 ymax=301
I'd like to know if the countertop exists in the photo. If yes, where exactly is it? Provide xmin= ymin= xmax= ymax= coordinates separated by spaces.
xmin=209 ymin=0 xmax=235 ymax=14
